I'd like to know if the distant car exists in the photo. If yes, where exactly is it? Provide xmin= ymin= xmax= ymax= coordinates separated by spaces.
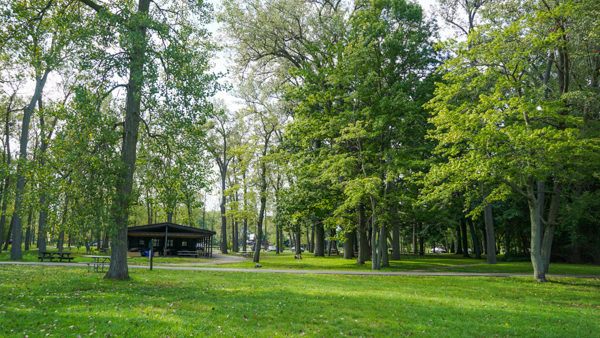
xmin=267 ymin=245 xmax=276 ymax=252
xmin=432 ymin=247 xmax=447 ymax=253
xmin=290 ymin=246 xmax=305 ymax=253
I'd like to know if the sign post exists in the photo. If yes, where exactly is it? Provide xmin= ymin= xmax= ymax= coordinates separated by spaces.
xmin=148 ymin=239 xmax=154 ymax=271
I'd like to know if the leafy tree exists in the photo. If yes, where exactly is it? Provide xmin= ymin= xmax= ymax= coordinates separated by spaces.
xmin=425 ymin=0 xmax=600 ymax=281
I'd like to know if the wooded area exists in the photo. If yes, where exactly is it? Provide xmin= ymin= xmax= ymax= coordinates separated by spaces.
xmin=0 ymin=0 xmax=598 ymax=283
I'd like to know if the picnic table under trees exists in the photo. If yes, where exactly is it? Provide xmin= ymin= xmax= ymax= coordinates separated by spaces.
xmin=38 ymin=252 xmax=74 ymax=262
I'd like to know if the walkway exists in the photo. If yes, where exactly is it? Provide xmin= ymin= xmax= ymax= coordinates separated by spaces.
xmin=0 ymin=261 xmax=597 ymax=278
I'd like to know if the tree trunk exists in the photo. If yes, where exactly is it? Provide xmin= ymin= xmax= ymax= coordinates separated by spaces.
xmin=357 ymin=204 xmax=369 ymax=264
xmin=242 ymin=171 xmax=247 ymax=252
xmin=103 ymin=0 xmax=151 ymax=280
xmin=370 ymin=198 xmax=379 ymax=270
xmin=242 ymin=218 xmax=248 ymax=252
xmin=294 ymin=228 xmax=301 ymax=255
xmin=253 ymin=160 xmax=267 ymax=263
xmin=528 ymin=181 xmax=547 ymax=282
xmin=275 ymin=223 xmax=280 ymax=254
xmin=220 ymin=172 xmax=228 ymax=254
xmin=412 ymin=223 xmax=417 ymax=255
xmin=24 ymin=207 xmax=33 ymax=251
xmin=10 ymin=70 xmax=50 ymax=260
xmin=483 ymin=203 xmax=497 ymax=264
xmin=314 ymin=221 xmax=324 ymax=257
xmin=468 ymin=218 xmax=481 ymax=259
xmin=233 ymin=220 xmax=239 ymax=252
xmin=391 ymin=222 xmax=401 ymax=260
xmin=380 ymin=223 xmax=389 ymax=267
xmin=343 ymin=229 xmax=354 ymax=259
xmin=0 ymin=95 xmax=14 ymax=253
xmin=542 ymin=182 xmax=561 ymax=274
xmin=418 ymin=235 xmax=425 ymax=256
xmin=460 ymin=217 xmax=469 ymax=257
xmin=455 ymin=223 xmax=463 ymax=255
xmin=309 ymin=224 xmax=315 ymax=253
xmin=3 ymin=218 xmax=13 ymax=250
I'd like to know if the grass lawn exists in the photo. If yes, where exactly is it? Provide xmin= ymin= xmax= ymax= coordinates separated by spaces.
xmin=3 ymin=249 xmax=600 ymax=276
xmin=0 ymin=265 xmax=599 ymax=337
xmin=0 ymin=248 xmax=212 ymax=265
xmin=210 ymin=252 xmax=600 ymax=276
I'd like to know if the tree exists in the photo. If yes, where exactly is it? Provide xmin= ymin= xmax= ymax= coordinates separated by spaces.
xmin=425 ymin=0 xmax=600 ymax=281
xmin=79 ymin=0 xmax=216 ymax=279
xmin=206 ymin=107 xmax=237 ymax=254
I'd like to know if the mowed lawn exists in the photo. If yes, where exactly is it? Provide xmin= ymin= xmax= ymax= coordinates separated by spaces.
xmin=3 ymin=249 xmax=600 ymax=276
xmin=0 ymin=266 xmax=599 ymax=337
xmin=208 ymin=252 xmax=600 ymax=276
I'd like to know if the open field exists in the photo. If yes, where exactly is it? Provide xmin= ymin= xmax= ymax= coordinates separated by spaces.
xmin=0 ymin=265 xmax=599 ymax=337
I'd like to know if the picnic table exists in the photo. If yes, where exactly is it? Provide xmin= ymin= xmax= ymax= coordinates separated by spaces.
xmin=177 ymin=250 xmax=199 ymax=258
xmin=38 ymin=251 xmax=74 ymax=262
xmin=83 ymin=255 xmax=111 ymax=272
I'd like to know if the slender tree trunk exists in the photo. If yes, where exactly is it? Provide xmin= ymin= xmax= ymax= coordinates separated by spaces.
xmin=0 ymin=94 xmax=15 ymax=253
xmin=357 ymin=204 xmax=369 ymax=264
xmin=455 ymin=223 xmax=463 ymax=255
xmin=242 ymin=171 xmax=247 ymax=252
xmin=294 ymin=228 xmax=301 ymax=255
xmin=10 ymin=70 xmax=50 ymax=260
xmin=391 ymin=222 xmax=401 ymax=260
xmin=242 ymin=218 xmax=247 ymax=252
xmin=343 ymin=229 xmax=354 ymax=259
xmin=275 ymin=223 xmax=280 ymax=254
xmin=412 ymin=223 xmax=418 ymax=255
xmin=309 ymin=224 xmax=315 ymax=253
xmin=314 ymin=220 xmax=324 ymax=257
xmin=253 ymin=161 xmax=267 ymax=263
xmin=460 ymin=218 xmax=469 ymax=257
xmin=3 ymin=219 xmax=13 ymax=250
xmin=220 ymin=172 xmax=228 ymax=254
xmin=103 ymin=0 xmax=151 ymax=280
xmin=24 ymin=207 xmax=33 ymax=251
xmin=483 ymin=203 xmax=497 ymax=264
xmin=542 ymin=182 xmax=561 ymax=274
xmin=468 ymin=218 xmax=481 ymax=259
xmin=419 ymin=235 xmax=425 ymax=256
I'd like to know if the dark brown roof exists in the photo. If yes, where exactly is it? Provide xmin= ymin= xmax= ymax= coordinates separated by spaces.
xmin=127 ymin=222 xmax=216 ymax=236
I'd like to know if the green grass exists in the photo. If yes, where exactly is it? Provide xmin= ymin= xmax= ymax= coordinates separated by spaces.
xmin=3 ymin=249 xmax=600 ymax=276
xmin=0 ymin=265 xmax=599 ymax=337
xmin=0 ymin=248 xmax=212 ymax=265
xmin=212 ymin=252 xmax=481 ymax=270
xmin=211 ymin=252 xmax=600 ymax=275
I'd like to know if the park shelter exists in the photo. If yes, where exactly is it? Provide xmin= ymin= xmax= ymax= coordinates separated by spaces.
xmin=127 ymin=222 xmax=215 ymax=257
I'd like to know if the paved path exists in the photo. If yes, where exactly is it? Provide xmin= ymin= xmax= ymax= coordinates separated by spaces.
xmin=0 ymin=261 xmax=597 ymax=278
xmin=157 ymin=253 xmax=247 ymax=266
